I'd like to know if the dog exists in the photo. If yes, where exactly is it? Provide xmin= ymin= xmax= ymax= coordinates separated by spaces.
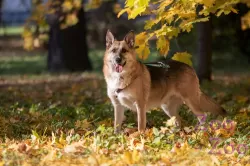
xmin=103 ymin=30 xmax=226 ymax=133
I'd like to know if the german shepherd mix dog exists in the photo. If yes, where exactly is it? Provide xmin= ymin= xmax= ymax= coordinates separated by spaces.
xmin=103 ymin=30 xmax=226 ymax=133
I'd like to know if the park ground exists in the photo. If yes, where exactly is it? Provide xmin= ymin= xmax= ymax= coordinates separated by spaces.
xmin=0 ymin=51 xmax=249 ymax=165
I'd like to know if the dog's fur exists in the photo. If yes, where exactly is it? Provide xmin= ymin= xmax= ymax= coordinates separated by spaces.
xmin=103 ymin=30 xmax=226 ymax=133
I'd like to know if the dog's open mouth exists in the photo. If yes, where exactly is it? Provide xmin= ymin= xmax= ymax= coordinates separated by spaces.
xmin=115 ymin=62 xmax=126 ymax=73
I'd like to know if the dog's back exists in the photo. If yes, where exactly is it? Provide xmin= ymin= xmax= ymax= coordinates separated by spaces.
xmin=145 ymin=60 xmax=198 ymax=109
xmin=146 ymin=60 xmax=226 ymax=126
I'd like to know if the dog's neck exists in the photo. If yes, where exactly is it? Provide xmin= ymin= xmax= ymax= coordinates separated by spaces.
xmin=107 ymin=61 xmax=141 ymax=91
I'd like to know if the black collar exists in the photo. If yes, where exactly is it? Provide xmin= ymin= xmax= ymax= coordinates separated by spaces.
xmin=116 ymin=88 xmax=123 ymax=94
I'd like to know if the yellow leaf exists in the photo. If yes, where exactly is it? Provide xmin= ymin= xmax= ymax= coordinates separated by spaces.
xmin=197 ymin=0 xmax=215 ymax=7
xmin=132 ymin=150 xmax=141 ymax=163
xmin=75 ymin=119 xmax=91 ymax=129
xmin=156 ymin=36 xmax=170 ymax=56
xmin=178 ymin=12 xmax=196 ymax=18
xmin=230 ymin=7 xmax=238 ymax=14
xmin=62 ymin=1 xmax=73 ymax=12
xmin=211 ymin=155 xmax=220 ymax=166
xmin=161 ymin=153 xmax=171 ymax=165
xmin=125 ymin=0 xmax=134 ymax=8
xmin=139 ymin=0 xmax=150 ymax=7
xmin=137 ymin=45 xmax=150 ymax=60
xmin=135 ymin=32 xmax=147 ymax=46
xmin=158 ymin=0 xmax=174 ymax=13
xmin=73 ymin=0 xmax=82 ymax=8
xmin=172 ymin=52 xmax=193 ymax=66
xmin=65 ymin=14 xmax=78 ymax=27
xmin=59 ymin=133 xmax=67 ymax=146
xmin=128 ymin=7 xmax=146 ymax=19
xmin=88 ymin=154 xmax=99 ymax=166
xmin=235 ymin=95 xmax=248 ymax=104
xmin=168 ymin=133 xmax=175 ymax=140
xmin=155 ymin=25 xmax=180 ymax=39
xmin=135 ymin=32 xmax=150 ymax=60
xmin=145 ymin=18 xmax=160 ymax=30
xmin=123 ymin=151 xmax=133 ymax=164
xmin=117 ymin=8 xmax=130 ymax=18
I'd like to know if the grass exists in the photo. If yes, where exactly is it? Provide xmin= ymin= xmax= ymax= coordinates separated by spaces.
xmin=0 ymin=55 xmax=47 ymax=75
xmin=0 ymin=26 xmax=24 ymax=36
xmin=0 ymin=50 xmax=161 ymax=76
xmin=0 ymin=52 xmax=249 ymax=165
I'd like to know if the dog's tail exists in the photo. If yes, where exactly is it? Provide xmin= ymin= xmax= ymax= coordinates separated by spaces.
xmin=200 ymin=93 xmax=227 ymax=116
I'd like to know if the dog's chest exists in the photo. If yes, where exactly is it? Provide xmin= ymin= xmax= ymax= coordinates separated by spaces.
xmin=116 ymin=90 xmax=137 ymax=111
xmin=107 ymin=74 xmax=137 ymax=110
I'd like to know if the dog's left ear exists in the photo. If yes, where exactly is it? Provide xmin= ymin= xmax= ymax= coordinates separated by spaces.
xmin=106 ymin=29 xmax=114 ymax=48
xmin=124 ymin=30 xmax=135 ymax=48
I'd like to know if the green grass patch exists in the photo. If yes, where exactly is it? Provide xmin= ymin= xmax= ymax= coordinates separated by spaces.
xmin=0 ymin=55 xmax=47 ymax=75
xmin=0 ymin=26 xmax=24 ymax=36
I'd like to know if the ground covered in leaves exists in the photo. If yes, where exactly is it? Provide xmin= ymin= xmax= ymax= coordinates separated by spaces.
xmin=0 ymin=71 xmax=249 ymax=166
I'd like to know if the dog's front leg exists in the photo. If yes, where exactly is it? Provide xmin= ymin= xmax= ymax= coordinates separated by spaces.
xmin=113 ymin=104 xmax=125 ymax=133
xmin=108 ymin=89 xmax=125 ymax=133
xmin=135 ymin=102 xmax=146 ymax=132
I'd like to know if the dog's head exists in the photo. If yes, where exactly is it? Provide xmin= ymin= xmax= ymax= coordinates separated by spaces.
xmin=104 ymin=30 xmax=137 ymax=73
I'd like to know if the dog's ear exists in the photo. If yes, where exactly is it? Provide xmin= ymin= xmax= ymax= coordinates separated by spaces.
xmin=106 ymin=29 xmax=114 ymax=48
xmin=124 ymin=30 xmax=135 ymax=48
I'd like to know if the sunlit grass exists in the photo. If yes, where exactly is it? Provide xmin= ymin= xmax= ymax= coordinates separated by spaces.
xmin=0 ymin=26 xmax=24 ymax=35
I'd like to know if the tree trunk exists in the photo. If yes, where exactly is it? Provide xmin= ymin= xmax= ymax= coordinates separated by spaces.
xmin=47 ymin=8 xmax=92 ymax=72
xmin=196 ymin=19 xmax=212 ymax=82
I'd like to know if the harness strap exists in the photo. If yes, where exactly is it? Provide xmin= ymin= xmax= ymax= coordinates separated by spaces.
xmin=143 ymin=61 xmax=170 ymax=69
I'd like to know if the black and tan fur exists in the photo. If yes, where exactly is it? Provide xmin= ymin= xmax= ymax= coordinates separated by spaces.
xmin=103 ymin=30 xmax=226 ymax=133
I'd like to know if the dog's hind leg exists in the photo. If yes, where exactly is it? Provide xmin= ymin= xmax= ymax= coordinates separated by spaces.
xmin=185 ymin=96 xmax=205 ymax=124
xmin=161 ymin=97 xmax=182 ymax=127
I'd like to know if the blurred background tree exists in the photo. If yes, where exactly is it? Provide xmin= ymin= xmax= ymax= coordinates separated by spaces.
xmin=23 ymin=0 xmax=92 ymax=72
xmin=21 ymin=0 xmax=135 ymax=72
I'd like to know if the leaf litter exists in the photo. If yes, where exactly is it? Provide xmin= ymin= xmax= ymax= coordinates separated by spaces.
xmin=0 ymin=73 xmax=249 ymax=165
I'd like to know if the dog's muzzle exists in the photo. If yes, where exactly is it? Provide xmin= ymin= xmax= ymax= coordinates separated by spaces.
xmin=114 ymin=61 xmax=126 ymax=73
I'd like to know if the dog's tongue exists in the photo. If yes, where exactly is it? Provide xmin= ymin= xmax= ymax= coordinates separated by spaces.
xmin=115 ymin=64 xmax=123 ymax=73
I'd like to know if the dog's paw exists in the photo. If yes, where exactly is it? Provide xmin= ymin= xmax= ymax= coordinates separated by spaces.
xmin=124 ymin=127 xmax=137 ymax=135
xmin=114 ymin=129 xmax=121 ymax=134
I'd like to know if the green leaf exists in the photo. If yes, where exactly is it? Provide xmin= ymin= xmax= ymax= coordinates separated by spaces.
xmin=153 ymin=136 xmax=161 ymax=145
xmin=153 ymin=127 xmax=160 ymax=136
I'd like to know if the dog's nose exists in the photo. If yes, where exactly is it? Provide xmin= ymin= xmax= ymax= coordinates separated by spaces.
xmin=115 ymin=57 xmax=122 ymax=64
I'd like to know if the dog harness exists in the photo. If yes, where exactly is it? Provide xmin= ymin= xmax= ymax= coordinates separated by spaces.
xmin=143 ymin=61 xmax=170 ymax=69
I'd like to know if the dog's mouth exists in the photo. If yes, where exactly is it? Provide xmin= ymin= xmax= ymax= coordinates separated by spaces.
xmin=114 ymin=61 xmax=126 ymax=73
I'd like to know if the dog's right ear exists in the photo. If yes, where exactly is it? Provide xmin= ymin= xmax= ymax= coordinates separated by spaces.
xmin=106 ymin=30 xmax=114 ymax=49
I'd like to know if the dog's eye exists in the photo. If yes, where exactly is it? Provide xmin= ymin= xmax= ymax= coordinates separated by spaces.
xmin=121 ymin=48 xmax=127 ymax=53
xmin=111 ymin=48 xmax=117 ymax=53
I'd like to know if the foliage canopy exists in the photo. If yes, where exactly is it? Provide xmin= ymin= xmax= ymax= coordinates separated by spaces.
xmin=23 ymin=0 xmax=250 ymax=65
xmin=118 ymin=0 xmax=243 ymax=62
